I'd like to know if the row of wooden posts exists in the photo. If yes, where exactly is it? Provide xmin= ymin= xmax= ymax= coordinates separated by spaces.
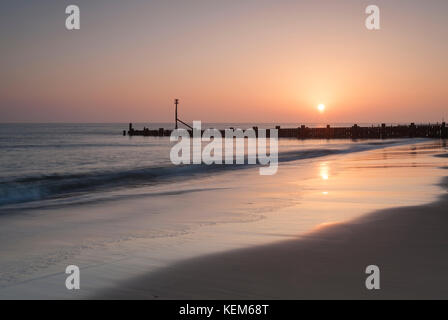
xmin=124 ymin=122 xmax=447 ymax=139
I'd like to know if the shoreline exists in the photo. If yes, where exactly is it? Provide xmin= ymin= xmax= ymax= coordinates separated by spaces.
xmin=0 ymin=140 xmax=445 ymax=299
xmin=97 ymin=174 xmax=448 ymax=300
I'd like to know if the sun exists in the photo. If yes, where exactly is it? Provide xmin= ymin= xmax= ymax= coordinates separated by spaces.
xmin=317 ymin=104 xmax=325 ymax=113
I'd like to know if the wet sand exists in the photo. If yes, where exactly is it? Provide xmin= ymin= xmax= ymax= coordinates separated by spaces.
xmin=99 ymin=174 xmax=448 ymax=299
xmin=1 ymin=140 xmax=446 ymax=299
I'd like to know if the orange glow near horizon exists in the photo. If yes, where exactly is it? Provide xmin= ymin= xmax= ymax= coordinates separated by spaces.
xmin=0 ymin=1 xmax=447 ymax=123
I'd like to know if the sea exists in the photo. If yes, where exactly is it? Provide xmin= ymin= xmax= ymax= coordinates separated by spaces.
xmin=0 ymin=122 xmax=413 ymax=210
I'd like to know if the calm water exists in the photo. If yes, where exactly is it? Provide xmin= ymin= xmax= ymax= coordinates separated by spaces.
xmin=0 ymin=123 xmax=421 ymax=209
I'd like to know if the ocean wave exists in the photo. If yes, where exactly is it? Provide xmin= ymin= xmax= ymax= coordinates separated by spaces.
xmin=0 ymin=139 xmax=420 ymax=207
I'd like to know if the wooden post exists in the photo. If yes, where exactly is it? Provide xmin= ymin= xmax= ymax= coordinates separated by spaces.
xmin=352 ymin=124 xmax=359 ymax=139
xmin=175 ymin=99 xmax=179 ymax=129
xmin=253 ymin=126 xmax=258 ymax=138
xmin=381 ymin=123 xmax=386 ymax=139
xmin=299 ymin=125 xmax=307 ymax=139
xmin=410 ymin=122 xmax=416 ymax=138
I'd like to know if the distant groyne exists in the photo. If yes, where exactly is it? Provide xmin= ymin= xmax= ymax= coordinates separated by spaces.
xmin=123 ymin=122 xmax=447 ymax=139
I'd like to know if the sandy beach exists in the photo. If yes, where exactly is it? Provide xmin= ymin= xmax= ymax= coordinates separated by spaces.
xmin=99 ymin=173 xmax=448 ymax=300
xmin=0 ymin=136 xmax=446 ymax=299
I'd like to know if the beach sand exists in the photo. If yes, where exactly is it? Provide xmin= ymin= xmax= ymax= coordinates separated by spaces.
xmin=99 ymin=174 xmax=448 ymax=300
xmin=1 ymin=140 xmax=446 ymax=299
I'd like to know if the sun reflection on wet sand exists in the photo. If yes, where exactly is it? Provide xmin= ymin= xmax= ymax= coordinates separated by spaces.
xmin=320 ymin=162 xmax=330 ymax=180
xmin=311 ymin=221 xmax=342 ymax=232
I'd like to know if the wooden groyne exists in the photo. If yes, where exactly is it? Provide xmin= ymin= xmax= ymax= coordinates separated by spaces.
xmin=124 ymin=122 xmax=447 ymax=139
xmin=123 ymin=99 xmax=447 ymax=139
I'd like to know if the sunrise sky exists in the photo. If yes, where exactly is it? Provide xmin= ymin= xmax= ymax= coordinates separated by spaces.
xmin=0 ymin=0 xmax=447 ymax=123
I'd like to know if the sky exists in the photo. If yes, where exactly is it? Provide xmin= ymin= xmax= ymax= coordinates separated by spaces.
xmin=0 ymin=0 xmax=447 ymax=123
